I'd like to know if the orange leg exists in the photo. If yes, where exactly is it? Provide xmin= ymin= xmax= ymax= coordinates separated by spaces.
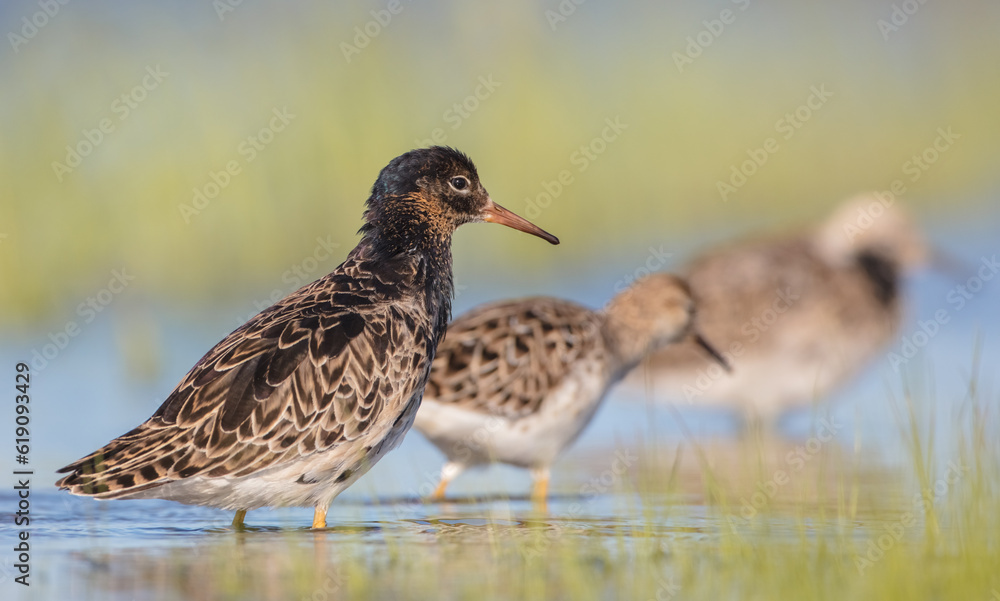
xmin=429 ymin=462 xmax=464 ymax=501
xmin=531 ymin=467 xmax=550 ymax=509
xmin=312 ymin=506 xmax=327 ymax=529
xmin=431 ymin=478 xmax=450 ymax=501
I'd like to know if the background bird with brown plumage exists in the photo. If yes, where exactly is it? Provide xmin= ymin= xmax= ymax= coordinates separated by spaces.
xmin=625 ymin=193 xmax=956 ymax=432
xmin=415 ymin=272 xmax=728 ymax=505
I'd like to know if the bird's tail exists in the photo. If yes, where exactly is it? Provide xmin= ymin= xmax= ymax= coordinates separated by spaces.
xmin=55 ymin=425 xmax=182 ymax=499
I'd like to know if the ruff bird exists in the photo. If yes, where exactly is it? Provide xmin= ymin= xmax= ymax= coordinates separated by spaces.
xmin=635 ymin=194 xmax=935 ymax=428
xmin=57 ymin=146 xmax=558 ymax=528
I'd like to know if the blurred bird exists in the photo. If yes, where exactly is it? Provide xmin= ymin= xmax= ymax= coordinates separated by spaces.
xmin=415 ymin=273 xmax=728 ymax=502
xmin=56 ymin=146 xmax=559 ymax=528
xmin=633 ymin=193 xmax=934 ymax=429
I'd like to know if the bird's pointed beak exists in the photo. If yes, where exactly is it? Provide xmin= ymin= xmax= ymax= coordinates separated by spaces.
xmin=692 ymin=332 xmax=732 ymax=372
xmin=482 ymin=199 xmax=559 ymax=245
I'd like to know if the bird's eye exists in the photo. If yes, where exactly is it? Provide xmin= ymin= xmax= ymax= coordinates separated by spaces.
xmin=449 ymin=176 xmax=470 ymax=192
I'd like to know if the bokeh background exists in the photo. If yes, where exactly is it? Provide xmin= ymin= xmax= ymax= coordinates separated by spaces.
xmin=1 ymin=0 xmax=998 ymax=496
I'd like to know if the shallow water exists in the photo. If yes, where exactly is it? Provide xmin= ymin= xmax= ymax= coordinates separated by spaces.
xmin=1 ymin=477 xmax=926 ymax=601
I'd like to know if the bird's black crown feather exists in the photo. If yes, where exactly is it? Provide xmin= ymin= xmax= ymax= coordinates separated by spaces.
xmin=369 ymin=146 xmax=478 ymax=200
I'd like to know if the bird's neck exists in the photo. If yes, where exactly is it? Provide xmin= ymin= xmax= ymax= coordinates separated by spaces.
xmin=352 ymin=229 xmax=455 ymax=343
xmin=354 ymin=227 xmax=454 ymax=269
xmin=359 ymin=194 xmax=455 ymax=259
xmin=356 ymin=194 xmax=461 ymax=342
xmin=599 ymin=315 xmax=655 ymax=378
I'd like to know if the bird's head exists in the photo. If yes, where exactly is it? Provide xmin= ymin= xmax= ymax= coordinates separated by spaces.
xmin=814 ymin=193 xmax=930 ymax=271
xmin=361 ymin=147 xmax=558 ymax=254
xmin=604 ymin=273 xmax=729 ymax=371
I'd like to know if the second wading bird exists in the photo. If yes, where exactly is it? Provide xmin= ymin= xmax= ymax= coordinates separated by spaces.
xmin=415 ymin=273 xmax=728 ymax=503
xmin=633 ymin=194 xmax=937 ymax=430
xmin=56 ymin=146 xmax=558 ymax=528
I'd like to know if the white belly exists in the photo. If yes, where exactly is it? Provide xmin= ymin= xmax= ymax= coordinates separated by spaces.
xmin=119 ymin=394 xmax=423 ymax=511
xmin=415 ymin=361 xmax=611 ymax=469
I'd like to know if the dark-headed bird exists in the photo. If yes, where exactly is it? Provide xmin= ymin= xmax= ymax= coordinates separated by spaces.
xmin=57 ymin=147 xmax=559 ymax=528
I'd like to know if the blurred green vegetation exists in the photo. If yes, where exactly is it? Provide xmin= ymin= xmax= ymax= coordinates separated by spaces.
xmin=2 ymin=0 xmax=998 ymax=326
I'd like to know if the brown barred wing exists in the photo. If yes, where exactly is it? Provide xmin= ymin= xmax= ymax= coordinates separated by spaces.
xmin=424 ymin=298 xmax=604 ymax=419
xmin=56 ymin=257 xmax=434 ymax=498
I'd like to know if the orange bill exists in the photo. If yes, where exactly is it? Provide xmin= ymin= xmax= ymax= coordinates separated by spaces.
xmin=482 ymin=200 xmax=559 ymax=245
